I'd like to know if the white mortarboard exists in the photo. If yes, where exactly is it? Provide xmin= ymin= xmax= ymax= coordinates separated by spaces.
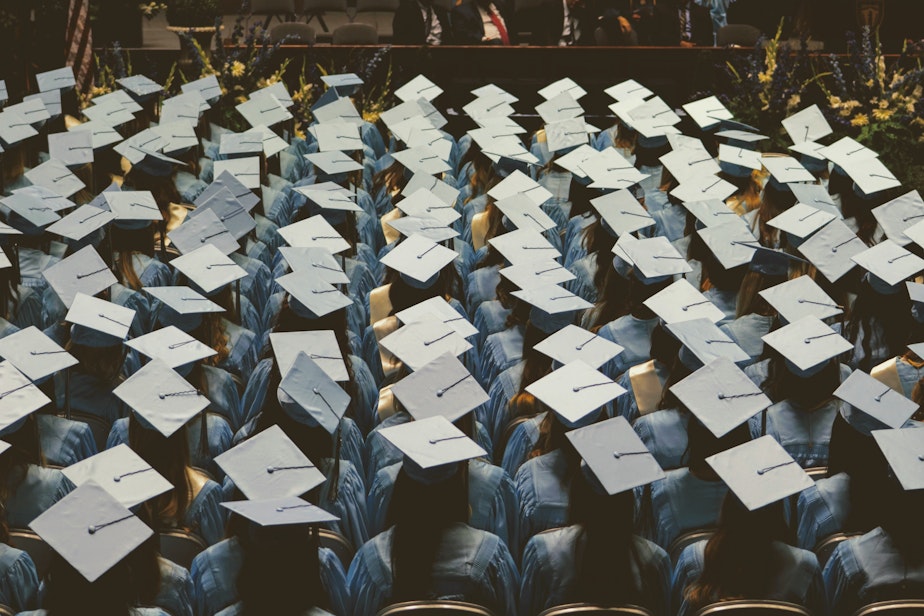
xmin=714 ymin=129 xmax=768 ymax=145
xmin=761 ymin=155 xmax=815 ymax=184
xmin=391 ymin=146 xmax=451 ymax=175
xmin=488 ymin=228 xmax=560 ymax=265
xmin=499 ymin=260 xmax=575 ymax=290
xmin=249 ymin=125 xmax=288 ymax=158
xmin=395 ymin=75 xmax=443 ymax=102
xmin=29 ymin=481 xmax=154 ymax=582
xmin=278 ymin=352 xmax=350 ymax=434
xmin=125 ymin=326 xmax=217 ymax=369
xmin=181 ymin=74 xmax=222 ymax=101
xmin=386 ymin=215 xmax=458 ymax=242
xmin=644 ymin=278 xmax=726 ymax=324
xmin=538 ymin=78 xmax=587 ymax=101
xmin=391 ymin=352 xmax=487 ymax=422
xmin=761 ymin=316 xmax=852 ymax=372
xmin=381 ymin=99 xmax=443 ymax=132
xmin=222 ymin=497 xmax=339 ymax=526
xmin=278 ymin=215 xmax=350 ymax=254
xmin=380 ymin=415 xmax=487 ymax=473
xmin=789 ymin=140 xmax=829 ymax=163
xmin=488 ymin=170 xmax=552 ymax=207
xmin=671 ymin=357 xmax=771 ymax=437
xmin=545 ymin=118 xmax=587 ymax=153
xmin=278 ymin=246 xmax=349 ymax=285
xmin=554 ymin=144 xmax=597 ymax=177
xmin=12 ymin=185 xmax=73 ymax=213
xmin=236 ymin=95 xmax=292 ymax=128
xmin=405 ymin=173 xmax=460 ymax=209
xmin=396 ymin=296 xmax=479 ymax=339
xmin=2 ymin=192 xmax=61 ymax=228
xmin=707 ymin=435 xmax=813 ymax=510
xmin=168 ymin=209 xmax=238 ymax=256
xmin=187 ymin=187 xmax=256 ymax=241
xmin=48 ymin=130 xmax=94 ymax=167
xmin=834 ymin=369 xmax=919 ymax=430
xmin=0 ymin=360 xmax=50 ymax=432
xmin=536 ymin=92 xmax=584 ymax=124
xmin=660 ymin=147 xmax=721 ymax=184
xmin=71 ymin=121 xmax=122 ymax=150
xmin=314 ymin=122 xmax=363 ymax=152
xmin=843 ymin=156 xmax=902 ymax=196
xmin=213 ymin=157 xmax=261 ymax=189
xmin=533 ymin=324 xmax=624 ymax=369
xmin=473 ymin=115 xmax=525 ymax=136
xmin=511 ymin=284 xmax=593 ymax=315
xmin=604 ymin=79 xmax=652 ymax=102
xmin=43 ymin=246 xmax=116 ymax=308
xmin=682 ymin=96 xmax=733 ymax=130
xmin=379 ymin=320 xmax=472 ymax=371
xmin=36 ymin=67 xmax=75 ymax=92
xmin=118 ymin=74 xmax=162 ymax=98
xmin=526 ymin=360 xmax=626 ymax=427
xmin=8 ymin=96 xmax=52 ymax=125
xmin=852 ymin=240 xmax=924 ymax=287
xmin=767 ymin=203 xmax=836 ymax=241
xmin=115 ymin=130 xmax=165 ymax=164
xmin=66 ymin=294 xmax=135 ymax=340
xmin=0 ymin=110 xmax=39 ymax=145
xmin=295 ymin=184 xmax=362 ymax=214
xmin=250 ymin=82 xmax=295 ymax=109
xmin=380 ymin=234 xmax=457 ymax=284
xmin=494 ymin=194 xmax=557 ymax=233
xmin=144 ymin=286 xmax=224 ymax=316
xmin=670 ymin=173 xmax=737 ymax=203
xmin=718 ymin=144 xmax=763 ymax=171
xmin=312 ymin=96 xmax=362 ymax=126
xmin=304 ymin=151 xmax=363 ymax=176
xmin=25 ymin=159 xmax=85 ymax=198
xmin=567 ymin=416 xmax=665 ymax=495
xmin=114 ymin=358 xmax=210 ymax=437
xmin=622 ymin=236 xmax=692 ymax=279
xmin=797 ymin=219 xmax=865 ymax=283
xmin=463 ymin=94 xmax=515 ymax=123
xmin=219 ymin=129 xmax=266 ymax=157
xmin=104 ymin=191 xmax=161 ymax=223
xmin=82 ymin=99 xmax=136 ymax=126
xmin=395 ymin=188 xmax=460 ymax=226
xmin=91 ymin=89 xmax=142 ymax=114
xmin=321 ymin=73 xmax=364 ymax=94
xmin=159 ymin=95 xmax=205 ymax=127
xmin=215 ymin=424 xmax=326 ymax=500
xmin=62 ymin=444 xmax=172 ymax=509
xmin=782 ymin=104 xmax=833 ymax=144
xmin=0 ymin=81 xmax=6 ymax=104
xmin=399 ymin=121 xmax=453 ymax=162
xmin=697 ymin=220 xmax=760 ymax=269
xmin=666 ymin=318 xmax=750 ymax=366
xmin=759 ymin=275 xmax=843 ymax=323
xmin=171 ymin=243 xmax=248 ymax=294
xmin=873 ymin=190 xmax=924 ymax=247
xmin=871 ymin=428 xmax=924 ymax=491
xmin=46 ymin=205 xmax=114 ymax=242
xmin=270 ymin=330 xmax=348 ymax=381
xmin=195 ymin=171 xmax=260 ymax=212
xmin=471 ymin=83 xmax=518 ymax=102
xmin=275 ymin=269 xmax=352 ymax=317
xmin=821 ymin=136 xmax=878 ymax=168
xmin=590 ymin=190 xmax=655 ymax=236
xmin=0 ymin=326 xmax=77 ymax=381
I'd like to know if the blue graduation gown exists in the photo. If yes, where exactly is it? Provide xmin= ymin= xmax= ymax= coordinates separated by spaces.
xmin=720 ymin=313 xmax=773 ymax=365
xmin=154 ymin=556 xmax=196 ymax=616
xmin=478 ymin=327 xmax=524 ymax=390
xmin=514 ymin=449 xmax=571 ymax=556
xmin=0 ymin=544 xmax=38 ymax=612
xmin=633 ymin=409 xmax=689 ymax=471
xmin=796 ymin=472 xmax=851 ymax=551
xmin=748 ymin=399 xmax=838 ymax=469
xmin=4 ymin=465 xmax=72 ymax=529
xmin=598 ymin=315 xmax=658 ymax=380
xmin=637 ymin=468 xmax=727 ymax=550
xmin=36 ymin=414 xmax=97 ymax=467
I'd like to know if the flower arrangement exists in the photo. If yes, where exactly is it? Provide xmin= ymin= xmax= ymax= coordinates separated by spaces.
xmin=139 ymin=2 xmax=168 ymax=20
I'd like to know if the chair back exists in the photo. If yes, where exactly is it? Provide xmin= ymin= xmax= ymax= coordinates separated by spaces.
xmin=9 ymin=529 xmax=55 ymax=580
xmin=0 ymin=605 xmax=13 ymax=616
xmin=716 ymin=24 xmax=762 ymax=47
xmin=814 ymin=532 xmax=862 ymax=568
xmin=69 ymin=412 xmax=112 ymax=451
xmin=538 ymin=604 xmax=656 ymax=616
xmin=669 ymin=528 xmax=716 ymax=563
xmin=376 ymin=601 xmax=496 ymax=615
xmin=271 ymin=22 xmax=317 ymax=43
xmin=159 ymin=529 xmax=208 ymax=570
xmin=319 ymin=528 xmax=355 ymax=570
xmin=302 ymin=0 xmax=349 ymax=14
xmin=693 ymin=600 xmax=813 ymax=616
xmin=250 ymin=0 xmax=298 ymax=12
xmin=332 ymin=22 xmax=379 ymax=43
xmin=356 ymin=0 xmax=399 ymax=12
xmin=804 ymin=467 xmax=828 ymax=480
xmin=852 ymin=600 xmax=924 ymax=615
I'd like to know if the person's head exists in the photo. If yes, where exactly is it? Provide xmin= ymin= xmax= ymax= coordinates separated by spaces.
xmin=761 ymin=347 xmax=841 ymax=408
xmin=66 ymin=337 xmax=125 ymax=383
xmin=685 ymin=418 xmax=750 ymax=478
xmin=826 ymin=411 xmax=891 ymax=531
xmin=878 ymin=476 xmax=924 ymax=561
xmin=128 ymin=413 xmax=193 ymax=528
xmin=845 ymin=276 xmax=913 ymax=371
xmin=109 ymin=224 xmax=155 ymax=290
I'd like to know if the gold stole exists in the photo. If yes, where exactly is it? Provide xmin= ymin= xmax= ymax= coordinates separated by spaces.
xmin=629 ymin=360 xmax=664 ymax=416
xmin=870 ymin=358 xmax=903 ymax=394
xmin=381 ymin=208 xmax=402 ymax=245
xmin=471 ymin=211 xmax=489 ymax=251
xmin=369 ymin=284 xmax=393 ymax=327
xmin=377 ymin=384 xmax=398 ymax=421
xmin=372 ymin=316 xmax=402 ymax=379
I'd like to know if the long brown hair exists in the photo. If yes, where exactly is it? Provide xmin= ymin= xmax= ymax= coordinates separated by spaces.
xmin=506 ymin=322 xmax=554 ymax=420
xmin=109 ymin=225 xmax=156 ymax=291
xmin=128 ymin=415 xmax=194 ymax=531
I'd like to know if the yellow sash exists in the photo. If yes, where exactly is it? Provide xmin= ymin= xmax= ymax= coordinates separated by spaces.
xmin=471 ymin=211 xmax=489 ymax=251
xmin=629 ymin=360 xmax=664 ymax=416
xmin=870 ymin=358 xmax=903 ymax=394
xmin=369 ymin=284 xmax=393 ymax=327
xmin=381 ymin=208 xmax=402 ymax=245
xmin=373 ymin=315 xmax=403 ymax=379
xmin=377 ymin=384 xmax=398 ymax=421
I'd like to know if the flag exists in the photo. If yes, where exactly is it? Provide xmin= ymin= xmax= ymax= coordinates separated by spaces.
xmin=65 ymin=0 xmax=93 ymax=93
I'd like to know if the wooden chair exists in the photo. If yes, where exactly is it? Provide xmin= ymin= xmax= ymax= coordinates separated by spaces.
xmin=693 ymin=600 xmax=813 ymax=616
xmin=68 ymin=411 xmax=112 ymax=452
xmin=250 ymin=0 xmax=298 ymax=28
xmin=159 ymin=529 xmax=209 ymax=570
xmin=270 ymin=22 xmax=317 ymax=43
xmin=331 ymin=22 xmax=378 ymax=43
xmin=669 ymin=528 xmax=716 ymax=563
xmin=376 ymin=600 xmax=496 ymax=615
xmin=538 ymin=604 xmax=656 ymax=616
xmin=814 ymin=532 xmax=862 ymax=569
xmin=0 ymin=604 xmax=14 ymax=616
xmin=319 ymin=528 xmax=355 ymax=570
xmin=8 ymin=529 xmax=55 ymax=580
xmin=852 ymin=600 xmax=924 ymax=615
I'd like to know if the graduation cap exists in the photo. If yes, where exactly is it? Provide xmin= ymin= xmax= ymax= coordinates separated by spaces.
xmin=379 ymin=320 xmax=472 ymax=372
xmin=706 ymin=435 xmax=813 ymax=511
xmin=117 ymin=75 xmax=163 ymax=100
xmin=796 ymin=219 xmax=865 ymax=283
xmin=590 ymin=190 xmax=655 ymax=237
xmin=852 ymin=240 xmax=924 ymax=289
xmin=761 ymin=155 xmax=815 ymax=186
xmin=171 ymin=243 xmax=248 ymax=295
xmin=3 ymin=192 xmax=61 ymax=231
xmin=82 ymin=99 xmax=136 ymax=127
xmin=236 ymin=94 xmax=292 ymax=128
xmin=0 ymin=360 xmax=51 ymax=435
xmin=872 ymin=190 xmax=924 ymax=247
xmin=61 ymin=444 xmax=172 ymax=509
xmin=871 ymin=428 xmax=924 ymax=491
xmin=278 ymin=246 xmax=349 ymax=285
xmin=0 ymin=326 xmax=78 ymax=382
xmin=670 ymin=173 xmax=737 ymax=203
xmin=622 ymin=236 xmax=692 ymax=283
xmin=782 ymin=104 xmax=833 ymax=144
xmin=103 ymin=191 xmax=162 ymax=229
xmin=278 ymin=352 xmax=350 ymax=434
xmin=270 ymin=330 xmax=348 ymax=381
xmin=25 ymin=159 xmax=85 ymax=199
xmin=681 ymin=199 xmax=741 ymax=230
xmin=667 ymin=317 xmax=750 ymax=370
xmin=395 ymin=187 xmax=460 ymax=226
xmin=48 ymin=130 xmax=94 ymax=167
xmin=70 ymin=121 xmax=123 ymax=150
xmin=841 ymin=156 xmax=900 ymax=197
xmin=390 ymin=146 xmax=451 ymax=176
xmin=29 ymin=481 xmax=154 ymax=582
xmin=539 ymin=77 xmax=586 ymax=101
xmin=682 ymin=96 xmax=733 ymax=130
xmin=36 ymin=67 xmax=76 ymax=92
xmin=644 ymin=278 xmax=726 ymax=325
xmin=697 ymin=220 xmax=760 ymax=270
xmin=391 ymin=352 xmax=488 ymax=423
xmin=45 ymin=205 xmax=114 ymax=242
xmin=144 ymin=285 xmax=224 ymax=332
xmin=761 ymin=316 xmax=852 ymax=377
xmin=321 ymin=73 xmax=364 ymax=96
xmin=181 ymin=74 xmax=222 ymax=102
xmin=604 ymin=79 xmax=653 ymax=102
xmin=660 ymin=147 xmax=721 ymax=184
xmin=386 ymin=215 xmax=458 ymax=243
xmin=168 ymin=210 xmax=238 ymax=256
xmin=43 ymin=246 xmax=116 ymax=309
xmin=220 ymin=130 xmax=267 ymax=157
xmin=494 ymin=194 xmax=557 ymax=233
xmin=0 ymin=110 xmax=39 ymax=146
xmin=834 ymin=369 xmax=920 ymax=431
xmin=250 ymin=81 xmax=295 ymax=109
xmin=275 ymin=269 xmax=352 ymax=318
xmin=215 ymin=424 xmax=326 ymax=500
xmin=511 ymin=284 xmax=592 ymax=333
xmin=312 ymin=96 xmax=362 ymax=126
xmin=194 ymin=171 xmax=260 ymax=212
xmin=125 ymin=326 xmax=217 ymax=370
xmin=545 ymin=118 xmax=588 ymax=154
xmin=380 ymin=234 xmax=457 ymax=288
xmin=566 ymin=416 xmax=665 ymax=495
xmin=671 ymin=357 xmax=771 ymax=437
xmin=820 ymin=136 xmax=877 ymax=169
xmin=499 ymin=260 xmax=575 ymax=290
xmin=717 ymin=144 xmax=762 ymax=177
xmin=314 ymin=122 xmax=364 ymax=153
xmin=213 ymin=157 xmax=261 ymax=190
xmin=488 ymin=228 xmax=561 ymax=265
xmin=114 ymin=358 xmax=210 ymax=436
xmin=395 ymin=296 xmax=478 ymax=339
xmin=404 ymin=173 xmax=460 ymax=209
xmin=767 ymin=203 xmax=836 ymax=245
xmin=66 ymin=294 xmax=135 ymax=346
xmin=186 ymin=187 xmax=256 ymax=241
xmin=304 ymin=151 xmax=363 ymax=176
xmin=131 ymin=149 xmax=185 ymax=178
xmin=759 ymin=275 xmax=843 ymax=324
xmin=532 ymin=324 xmax=624 ymax=369
xmin=222 ymin=497 xmax=339 ymax=527
xmin=379 ymin=415 xmax=487 ymax=484
xmin=526 ymin=360 xmax=626 ymax=429
xmin=488 ymin=170 xmax=553 ymax=207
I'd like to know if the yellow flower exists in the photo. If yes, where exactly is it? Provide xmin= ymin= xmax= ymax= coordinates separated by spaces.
xmin=878 ymin=99 xmax=889 ymax=109
xmin=839 ymin=108 xmax=852 ymax=118
xmin=872 ymin=108 xmax=894 ymax=121
xmin=230 ymin=61 xmax=245 ymax=78
xmin=786 ymin=94 xmax=801 ymax=110
xmin=851 ymin=114 xmax=869 ymax=127
xmin=757 ymin=72 xmax=772 ymax=84
xmin=914 ymin=86 xmax=923 ymax=99
xmin=829 ymin=96 xmax=842 ymax=107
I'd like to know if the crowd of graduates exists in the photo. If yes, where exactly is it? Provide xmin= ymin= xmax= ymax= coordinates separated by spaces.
xmin=0 ymin=64 xmax=920 ymax=616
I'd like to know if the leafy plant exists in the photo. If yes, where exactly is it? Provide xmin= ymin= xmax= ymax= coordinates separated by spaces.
xmin=166 ymin=0 xmax=220 ymax=27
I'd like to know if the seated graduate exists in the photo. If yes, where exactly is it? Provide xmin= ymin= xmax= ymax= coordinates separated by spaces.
xmin=671 ymin=436 xmax=825 ymax=616
xmin=520 ymin=416 xmax=671 ymax=616
xmin=451 ymin=0 xmax=516 ymax=45
xmin=392 ymin=0 xmax=451 ymax=45
xmin=348 ymin=416 xmax=519 ymax=616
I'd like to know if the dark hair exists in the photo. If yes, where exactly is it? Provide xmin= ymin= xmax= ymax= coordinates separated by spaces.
xmin=506 ymin=322 xmax=554 ymax=420
xmin=0 ymin=245 xmax=21 ymax=321
xmin=65 ymin=341 xmax=125 ymax=385
xmin=826 ymin=412 xmax=891 ymax=532
xmin=760 ymin=350 xmax=842 ymax=408
xmin=584 ymin=265 xmax=630 ymax=332
xmin=0 ymin=415 xmax=44 ymax=541
xmin=879 ymin=477 xmax=924 ymax=562
xmin=386 ymin=465 xmax=469 ymax=602
xmin=109 ymin=225 xmax=156 ymax=291
xmin=844 ymin=279 xmax=912 ymax=372
xmin=736 ymin=270 xmax=784 ymax=318
xmin=128 ymin=414 xmax=193 ymax=533
xmin=382 ymin=260 xmax=463 ymax=315
xmin=753 ymin=181 xmax=796 ymax=248
xmin=684 ymin=494 xmax=790 ymax=610
xmin=685 ymin=418 xmax=751 ymax=479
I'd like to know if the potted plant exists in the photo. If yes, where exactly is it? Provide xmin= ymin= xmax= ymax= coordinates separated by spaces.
xmin=163 ymin=0 xmax=222 ymax=51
